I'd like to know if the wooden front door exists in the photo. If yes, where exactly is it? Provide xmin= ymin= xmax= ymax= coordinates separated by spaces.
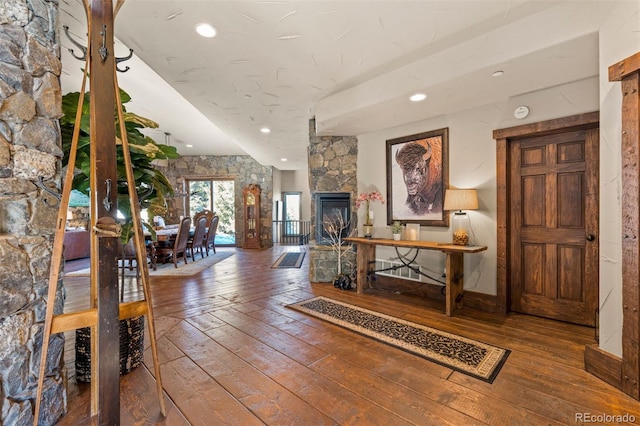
xmin=509 ymin=128 xmax=599 ymax=326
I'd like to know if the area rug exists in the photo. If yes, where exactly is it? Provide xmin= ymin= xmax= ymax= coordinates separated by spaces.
xmin=288 ymin=296 xmax=510 ymax=383
xmin=66 ymin=251 xmax=234 ymax=277
xmin=271 ymin=252 xmax=305 ymax=268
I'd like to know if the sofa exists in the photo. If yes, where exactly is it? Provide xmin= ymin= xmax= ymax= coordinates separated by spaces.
xmin=63 ymin=229 xmax=91 ymax=261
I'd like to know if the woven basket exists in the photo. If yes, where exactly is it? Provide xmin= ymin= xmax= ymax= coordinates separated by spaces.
xmin=75 ymin=316 xmax=145 ymax=382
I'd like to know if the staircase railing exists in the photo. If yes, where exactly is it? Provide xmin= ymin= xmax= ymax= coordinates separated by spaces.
xmin=272 ymin=220 xmax=311 ymax=245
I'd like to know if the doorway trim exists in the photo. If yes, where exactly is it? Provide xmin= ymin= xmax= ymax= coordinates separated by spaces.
xmin=493 ymin=111 xmax=600 ymax=315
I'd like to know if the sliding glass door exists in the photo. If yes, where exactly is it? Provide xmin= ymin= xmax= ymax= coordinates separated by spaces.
xmin=186 ymin=179 xmax=235 ymax=245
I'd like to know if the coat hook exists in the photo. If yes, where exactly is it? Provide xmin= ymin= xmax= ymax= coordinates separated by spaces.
xmin=103 ymin=179 xmax=113 ymax=211
xmin=62 ymin=25 xmax=87 ymax=61
xmin=116 ymin=48 xmax=134 ymax=73
xmin=35 ymin=176 xmax=61 ymax=207
xmin=99 ymin=24 xmax=108 ymax=62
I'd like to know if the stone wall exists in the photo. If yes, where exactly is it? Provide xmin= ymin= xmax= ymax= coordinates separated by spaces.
xmin=308 ymin=118 xmax=357 ymax=282
xmin=0 ymin=1 xmax=67 ymax=425
xmin=158 ymin=154 xmax=274 ymax=248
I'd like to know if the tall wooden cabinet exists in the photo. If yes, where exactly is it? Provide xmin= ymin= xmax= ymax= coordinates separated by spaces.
xmin=243 ymin=184 xmax=261 ymax=249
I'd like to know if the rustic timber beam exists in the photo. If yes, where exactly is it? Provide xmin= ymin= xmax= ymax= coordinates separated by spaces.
xmin=50 ymin=301 xmax=149 ymax=334
xmin=600 ymin=51 xmax=640 ymax=400
xmin=89 ymin=0 xmax=120 ymax=422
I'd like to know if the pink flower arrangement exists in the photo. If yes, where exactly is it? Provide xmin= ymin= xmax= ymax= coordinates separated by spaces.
xmin=356 ymin=191 xmax=385 ymax=225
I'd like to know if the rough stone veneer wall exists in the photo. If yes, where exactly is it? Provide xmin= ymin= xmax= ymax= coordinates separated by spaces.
xmin=158 ymin=155 xmax=274 ymax=248
xmin=307 ymin=118 xmax=357 ymax=282
xmin=0 ymin=1 xmax=67 ymax=425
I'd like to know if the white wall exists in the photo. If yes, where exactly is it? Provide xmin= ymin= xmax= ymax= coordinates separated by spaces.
xmin=357 ymin=0 xmax=639 ymax=360
xmin=598 ymin=1 xmax=640 ymax=357
xmin=357 ymin=76 xmax=599 ymax=295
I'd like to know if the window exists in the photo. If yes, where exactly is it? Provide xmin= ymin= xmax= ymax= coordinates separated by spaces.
xmin=186 ymin=179 xmax=236 ymax=245
xmin=282 ymin=192 xmax=301 ymax=236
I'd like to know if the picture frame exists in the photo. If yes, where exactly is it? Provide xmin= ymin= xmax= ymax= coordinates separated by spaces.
xmin=386 ymin=128 xmax=449 ymax=227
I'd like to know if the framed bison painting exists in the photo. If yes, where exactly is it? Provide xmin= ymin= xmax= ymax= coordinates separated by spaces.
xmin=386 ymin=128 xmax=449 ymax=227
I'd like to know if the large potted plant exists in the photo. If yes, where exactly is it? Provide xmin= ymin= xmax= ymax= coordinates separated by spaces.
xmin=60 ymin=88 xmax=179 ymax=242
xmin=61 ymin=88 xmax=179 ymax=381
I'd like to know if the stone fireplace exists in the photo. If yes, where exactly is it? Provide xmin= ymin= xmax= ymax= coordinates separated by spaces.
xmin=307 ymin=119 xmax=357 ymax=282
xmin=0 ymin=1 xmax=67 ymax=424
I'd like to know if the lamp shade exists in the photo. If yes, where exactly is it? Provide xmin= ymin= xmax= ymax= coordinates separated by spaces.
xmin=443 ymin=189 xmax=478 ymax=211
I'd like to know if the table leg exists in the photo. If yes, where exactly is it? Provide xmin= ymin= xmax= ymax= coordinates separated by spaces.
xmin=355 ymin=243 xmax=376 ymax=294
xmin=445 ymin=252 xmax=464 ymax=316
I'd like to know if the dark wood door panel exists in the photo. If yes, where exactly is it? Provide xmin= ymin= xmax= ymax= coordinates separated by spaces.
xmin=520 ymin=228 xmax=585 ymax=243
xmin=510 ymin=127 xmax=598 ymax=326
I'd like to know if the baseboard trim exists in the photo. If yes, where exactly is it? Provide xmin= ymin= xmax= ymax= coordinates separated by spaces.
xmin=584 ymin=344 xmax=622 ymax=391
xmin=464 ymin=290 xmax=498 ymax=314
xmin=370 ymin=276 xmax=498 ymax=314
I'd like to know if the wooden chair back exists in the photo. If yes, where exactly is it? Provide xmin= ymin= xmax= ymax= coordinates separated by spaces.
xmin=156 ymin=216 xmax=191 ymax=268
xmin=174 ymin=216 xmax=192 ymax=253
xmin=189 ymin=215 xmax=208 ymax=259
xmin=204 ymin=215 xmax=219 ymax=255
xmin=193 ymin=209 xmax=214 ymax=228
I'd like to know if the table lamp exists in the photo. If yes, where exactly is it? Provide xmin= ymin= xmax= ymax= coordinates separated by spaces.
xmin=443 ymin=189 xmax=478 ymax=245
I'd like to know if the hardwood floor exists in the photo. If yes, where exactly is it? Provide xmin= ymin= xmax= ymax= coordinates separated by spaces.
xmin=57 ymin=247 xmax=640 ymax=425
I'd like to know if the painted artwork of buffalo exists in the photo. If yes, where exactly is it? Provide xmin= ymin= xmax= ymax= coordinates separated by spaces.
xmin=386 ymin=128 xmax=449 ymax=226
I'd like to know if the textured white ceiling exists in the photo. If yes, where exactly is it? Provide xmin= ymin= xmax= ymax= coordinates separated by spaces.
xmin=58 ymin=0 xmax=612 ymax=170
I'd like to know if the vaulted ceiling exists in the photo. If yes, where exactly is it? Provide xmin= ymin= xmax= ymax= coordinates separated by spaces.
xmin=59 ymin=0 xmax=611 ymax=170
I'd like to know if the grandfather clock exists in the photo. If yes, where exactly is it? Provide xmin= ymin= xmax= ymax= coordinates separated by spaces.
xmin=243 ymin=184 xmax=261 ymax=249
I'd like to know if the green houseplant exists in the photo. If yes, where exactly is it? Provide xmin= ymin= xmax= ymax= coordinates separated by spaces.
xmin=60 ymin=88 xmax=179 ymax=241
xmin=391 ymin=221 xmax=403 ymax=240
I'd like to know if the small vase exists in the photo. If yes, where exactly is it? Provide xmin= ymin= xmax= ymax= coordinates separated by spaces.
xmin=392 ymin=233 xmax=401 ymax=241
xmin=363 ymin=224 xmax=373 ymax=238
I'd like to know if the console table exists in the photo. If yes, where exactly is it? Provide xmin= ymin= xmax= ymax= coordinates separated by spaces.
xmin=344 ymin=237 xmax=487 ymax=316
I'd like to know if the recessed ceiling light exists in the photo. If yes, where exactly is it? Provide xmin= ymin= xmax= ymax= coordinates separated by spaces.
xmin=409 ymin=93 xmax=427 ymax=102
xmin=281 ymin=158 xmax=287 ymax=162
xmin=185 ymin=144 xmax=193 ymax=148
xmin=195 ymin=23 xmax=217 ymax=38
xmin=492 ymin=70 xmax=504 ymax=77
xmin=260 ymin=127 xmax=271 ymax=134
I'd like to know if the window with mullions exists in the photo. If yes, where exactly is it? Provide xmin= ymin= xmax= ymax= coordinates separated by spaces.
xmin=186 ymin=179 xmax=236 ymax=245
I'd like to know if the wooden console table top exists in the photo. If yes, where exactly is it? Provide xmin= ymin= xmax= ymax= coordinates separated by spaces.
xmin=344 ymin=237 xmax=487 ymax=316
xmin=344 ymin=237 xmax=487 ymax=253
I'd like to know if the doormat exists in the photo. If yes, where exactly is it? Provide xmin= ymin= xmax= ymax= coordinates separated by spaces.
xmin=271 ymin=252 xmax=305 ymax=268
xmin=288 ymin=296 xmax=510 ymax=383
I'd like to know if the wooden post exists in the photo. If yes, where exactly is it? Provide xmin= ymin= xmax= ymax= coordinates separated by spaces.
xmin=89 ymin=0 xmax=120 ymax=422
xmin=445 ymin=252 xmax=464 ymax=316
xmin=355 ymin=244 xmax=375 ymax=294
xmin=610 ymin=51 xmax=640 ymax=400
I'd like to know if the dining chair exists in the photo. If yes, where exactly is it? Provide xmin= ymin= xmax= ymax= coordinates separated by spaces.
xmin=187 ymin=215 xmax=208 ymax=260
xmin=204 ymin=215 xmax=219 ymax=255
xmin=193 ymin=209 xmax=214 ymax=228
xmin=155 ymin=216 xmax=191 ymax=268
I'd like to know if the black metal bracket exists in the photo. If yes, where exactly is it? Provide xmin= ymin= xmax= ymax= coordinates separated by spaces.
xmin=366 ymin=247 xmax=447 ymax=286
xmin=35 ymin=176 xmax=61 ymax=207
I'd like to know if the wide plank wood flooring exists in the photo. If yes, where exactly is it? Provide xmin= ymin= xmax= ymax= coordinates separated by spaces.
xmin=57 ymin=246 xmax=640 ymax=425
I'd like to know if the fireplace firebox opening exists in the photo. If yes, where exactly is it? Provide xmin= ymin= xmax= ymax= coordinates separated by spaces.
xmin=315 ymin=192 xmax=351 ymax=244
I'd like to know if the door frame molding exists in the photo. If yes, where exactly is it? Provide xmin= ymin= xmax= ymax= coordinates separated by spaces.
xmin=493 ymin=111 xmax=600 ymax=315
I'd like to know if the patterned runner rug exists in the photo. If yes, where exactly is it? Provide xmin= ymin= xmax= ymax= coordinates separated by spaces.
xmin=271 ymin=252 xmax=305 ymax=268
xmin=288 ymin=296 xmax=510 ymax=383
